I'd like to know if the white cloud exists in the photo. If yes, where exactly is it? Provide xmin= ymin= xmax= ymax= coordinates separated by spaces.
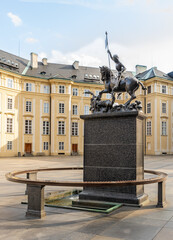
xmin=43 ymin=38 xmax=173 ymax=74
xmin=26 ymin=37 xmax=38 ymax=43
xmin=7 ymin=12 xmax=22 ymax=27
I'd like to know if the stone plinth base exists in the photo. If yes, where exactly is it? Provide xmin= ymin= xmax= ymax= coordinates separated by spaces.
xmin=79 ymin=190 xmax=148 ymax=206
xmin=80 ymin=111 xmax=148 ymax=206
xmin=26 ymin=184 xmax=46 ymax=218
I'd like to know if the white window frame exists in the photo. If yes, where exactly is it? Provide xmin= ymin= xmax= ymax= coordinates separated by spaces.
xmin=7 ymin=78 xmax=13 ymax=88
xmin=146 ymin=121 xmax=152 ymax=136
xmin=44 ymin=102 xmax=49 ymax=113
xmin=7 ymin=118 xmax=13 ymax=133
xmin=7 ymin=97 xmax=13 ymax=110
xmin=84 ymin=105 xmax=90 ymax=115
xmin=59 ymin=85 xmax=65 ymax=94
xmin=162 ymin=103 xmax=166 ymax=114
xmin=162 ymin=121 xmax=167 ymax=136
xmin=7 ymin=141 xmax=12 ymax=150
xmin=43 ymin=121 xmax=50 ymax=135
xmin=43 ymin=142 xmax=49 ymax=150
xmin=117 ymin=94 xmax=121 ymax=100
xmin=26 ymin=83 xmax=32 ymax=92
xmin=58 ymin=121 xmax=65 ymax=135
xmin=147 ymin=103 xmax=151 ymax=114
xmin=26 ymin=101 xmax=32 ymax=112
xmin=44 ymin=85 xmax=50 ymax=94
xmin=59 ymin=103 xmax=65 ymax=114
xmin=95 ymin=90 xmax=100 ymax=96
xmin=162 ymin=85 xmax=167 ymax=94
xmin=73 ymin=88 xmax=78 ymax=96
xmin=72 ymin=105 xmax=78 ymax=115
xmin=84 ymin=89 xmax=90 ymax=97
xmin=125 ymin=93 xmax=128 ymax=100
xmin=72 ymin=122 xmax=78 ymax=136
xmin=147 ymin=86 xmax=151 ymax=94
xmin=106 ymin=93 xmax=111 ymax=99
xmin=25 ymin=120 xmax=32 ymax=134
xmin=59 ymin=142 xmax=64 ymax=150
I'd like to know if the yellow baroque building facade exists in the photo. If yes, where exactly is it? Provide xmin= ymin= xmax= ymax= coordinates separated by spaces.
xmin=0 ymin=50 xmax=173 ymax=157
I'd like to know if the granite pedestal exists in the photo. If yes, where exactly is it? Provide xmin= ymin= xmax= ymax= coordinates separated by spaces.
xmin=79 ymin=111 xmax=148 ymax=206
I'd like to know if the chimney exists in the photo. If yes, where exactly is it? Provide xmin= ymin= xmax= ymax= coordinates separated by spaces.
xmin=30 ymin=52 xmax=38 ymax=69
xmin=73 ymin=61 xmax=79 ymax=70
xmin=135 ymin=65 xmax=147 ymax=75
xmin=42 ymin=58 xmax=47 ymax=66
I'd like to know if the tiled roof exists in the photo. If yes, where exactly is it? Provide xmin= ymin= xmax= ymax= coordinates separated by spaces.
xmin=0 ymin=49 xmax=29 ymax=74
xmin=136 ymin=67 xmax=173 ymax=81
xmin=0 ymin=49 xmax=101 ymax=83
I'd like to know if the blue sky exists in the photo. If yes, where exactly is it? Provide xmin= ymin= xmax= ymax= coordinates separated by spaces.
xmin=1 ymin=0 xmax=173 ymax=72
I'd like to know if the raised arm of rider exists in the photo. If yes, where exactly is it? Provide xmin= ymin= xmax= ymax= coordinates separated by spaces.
xmin=107 ymin=49 xmax=113 ymax=60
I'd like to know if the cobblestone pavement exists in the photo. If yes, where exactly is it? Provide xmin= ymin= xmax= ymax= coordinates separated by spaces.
xmin=0 ymin=155 xmax=173 ymax=240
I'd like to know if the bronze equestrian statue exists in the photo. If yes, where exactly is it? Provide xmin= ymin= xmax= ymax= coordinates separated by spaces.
xmin=98 ymin=66 xmax=146 ymax=107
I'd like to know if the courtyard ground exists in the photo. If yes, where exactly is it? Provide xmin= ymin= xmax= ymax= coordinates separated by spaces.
xmin=0 ymin=155 xmax=173 ymax=240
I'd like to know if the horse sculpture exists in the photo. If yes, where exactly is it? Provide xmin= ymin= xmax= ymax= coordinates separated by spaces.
xmin=98 ymin=66 xmax=146 ymax=106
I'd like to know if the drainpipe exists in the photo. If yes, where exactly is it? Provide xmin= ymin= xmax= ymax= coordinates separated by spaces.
xmin=144 ymin=87 xmax=146 ymax=155
xmin=49 ymin=82 xmax=51 ymax=153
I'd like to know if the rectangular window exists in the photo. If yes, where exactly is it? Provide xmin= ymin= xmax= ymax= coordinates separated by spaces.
xmin=147 ymin=103 xmax=151 ymax=113
xmin=43 ymin=121 xmax=50 ymax=135
xmin=73 ymin=88 xmax=78 ymax=96
xmin=162 ymin=85 xmax=166 ymax=94
xmin=26 ymin=101 xmax=32 ymax=112
xmin=7 ymin=118 xmax=13 ymax=133
xmin=106 ymin=93 xmax=111 ymax=99
xmin=162 ymin=122 xmax=167 ymax=136
xmin=26 ymin=83 xmax=32 ymax=92
xmin=59 ymin=142 xmax=64 ymax=150
xmin=84 ymin=89 xmax=90 ymax=97
xmin=58 ymin=121 xmax=65 ymax=135
xmin=44 ymin=102 xmax=49 ymax=113
xmin=7 ymin=97 xmax=13 ymax=110
xmin=147 ymin=86 xmax=151 ymax=94
xmin=7 ymin=78 xmax=13 ymax=88
xmin=59 ymin=103 xmax=65 ymax=113
xmin=162 ymin=103 xmax=166 ymax=113
xmin=84 ymin=105 xmax=89 ymax=115
xmin=25 ymin=120 xmax=32 ymax=134
xmin=72 ymin=122 xmax=78 ymax=136
xmin=95 ymin=90 xmax=100 ymax=96
xmin=59 ymin=85 xmax=65 ymax=93
xmin=44 ymin=85 xmax=50 ymax=93
xmin=43 ymin=142 xmax=48 ymax=150
xmin=72 ymin=105 xmax=78 ymax=115
xmin=147 ymin=121 xmax=151 ymax=135
xmin=117 ymin=94 xmax=121 ymax=100
xmin=7 ymin=141 xmax=12 ymax=150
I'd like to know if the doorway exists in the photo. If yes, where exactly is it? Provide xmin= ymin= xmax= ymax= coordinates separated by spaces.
xmin=72 ymin=144 xmax=78 ymax=153
xmin=25 ymin=143 xmax=32 ymax=153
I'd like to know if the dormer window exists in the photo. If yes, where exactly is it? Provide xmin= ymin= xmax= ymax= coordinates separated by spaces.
xmin=40 ymin=71 xmax=46 ymax=75
xmin=71 ymin=75 xmax=77 ymax=79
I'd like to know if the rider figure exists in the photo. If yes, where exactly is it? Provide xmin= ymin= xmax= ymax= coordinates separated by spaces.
xmin=107 ymin=49 xmax=126 ymax=89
